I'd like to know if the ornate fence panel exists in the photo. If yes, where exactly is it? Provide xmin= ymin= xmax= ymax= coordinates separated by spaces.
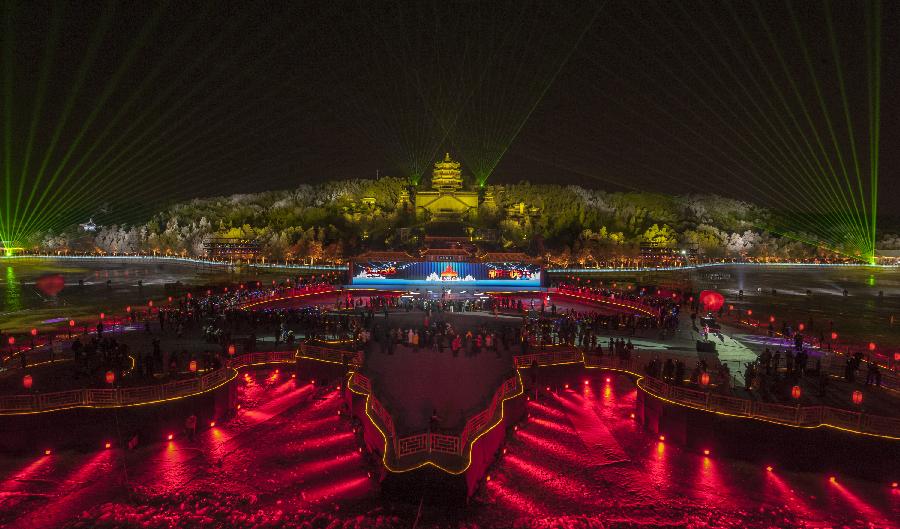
xmin=861 ymin=414 xmax=900 ymax=437
xmin=670 ymin=386 xmax=709 ymax=408
xmin=708 ymin=393 xmax=752 ymax=415
xmin=84 ymin=389 xmax=118 ymax=406
xmin=753 ymin=402 xmax=799 ymax=423
xmin=0 ymin=394 xmax=38 ymax=412
xmin=822 ymin=407 xmax=862 ymax=431
xmin=397 ymin=434 xmax=428 ymax=457
xmin=118 ymin=385 xmax=161 ymax=405
xmin=796 ymin=405 xmax=824 ymax=425
xmin=430 ymin=433 xmax=462 ymax=455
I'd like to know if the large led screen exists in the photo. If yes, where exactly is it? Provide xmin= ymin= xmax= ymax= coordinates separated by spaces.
xmin=351 ymin=261 xmax=542 ymax=287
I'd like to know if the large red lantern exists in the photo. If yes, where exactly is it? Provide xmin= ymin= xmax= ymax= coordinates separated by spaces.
xmin=147 ymin=300 xmax=153 ymax=307
xmin=769 ymin=315 xmax=775 ymax=323
xmin=30 ymin=328 xmax=37 ymax=336
xmin=791 ymin=385 xmax=801 ymax=400
xmin=105 ymin=371 xmax=115 ymax=385
xmin=69 ymin=319 xmax=75 ymax=327
xmin=698 ymin=290 xmax=725 ymax=312
xmin=99 ymin=312 xmax=105 ymax=320
xmin=894 ymin=352 xmax=900 ymax=363
xmin=798 ymin=323 xmax=805 ymax=332
xmin=831 ymin=332 xmax=838 ymax=340
xmin=35 ymin=274 xmax=65 ymax=296
xmin=189 ymin=360 xmax=198 ymax=372
xmin=868 ymin=342 xmax=876 ymax=352
xmin=7 ymin=336 xmax=14 ymax=346
xmin=852 ymin=390 xmax=863 ymax=405
xmin=126 ymin=305 xmax=131 ymax=313
xmin=227 ymin=344 xmax=235 ymax=356
xmin=747 ymin=309 xmax=753 ymax=316
xmin=23 ymin=374 xmax=33 ymax=389
xmin=700 ymin=372 xmax=710 ymax=387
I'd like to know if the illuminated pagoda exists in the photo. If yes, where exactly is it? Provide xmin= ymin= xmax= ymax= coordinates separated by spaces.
xmin=414 ymin=153 xmax=479 ymax=220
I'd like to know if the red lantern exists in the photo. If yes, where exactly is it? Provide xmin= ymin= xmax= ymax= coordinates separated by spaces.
xmin=168 ymin=296 xmax=173 ymax=302
xmin=227 ymin=344 xmax=235 ymax=356
xmin=126 ymin=305 xmax=131 ymax=313
xmin=189 ymin=360 xmax=198 ymax=372
xmin=769 ymin=315 xmax=775 ymax=323
xmin=99 ymin=312 xmax=105 ymax=320
xmin=700 ymin=372 xmax=710 ymax=387
xmin=728 ymin=304 xmax=734 ymax=311
xmin=698 ymin=290 xmax=725 ymax=312
xmin=30 ymin=328 xmax=37 ymax=336
xmin=69 ymin=319 xmax=75 ymax=327
xmin=831 ymin=332 xmax=838 ymax=340
xmin=23 ymin=374 xmax=33 ymax=389
xmin=852 ymin=390 xmax=863 ymax=405
xmin=7 ymin=336 xmax=14 ymax=346
xmin=224 ymin=287 xmax=228 ymax=293
xmin=894 ymin=352 xmax=900 ymax=363
xmin=147 ymin=300 xmax=153 ymax=307
xmin=207 ymin=289 xmax=212 ymax=295
xmin=105 ymin=371 xmax=115 ymax=385
xmin=746 ymin=309 xmax=753 ymax=316
xmin=868 ymin=342 xmax=876 ymax=352
xmin=791 ymin=385 xmax=801 ymax=400
xmin=798 ymin=323 xmax=805 ymax=332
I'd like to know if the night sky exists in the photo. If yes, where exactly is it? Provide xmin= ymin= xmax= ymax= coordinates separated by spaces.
xmin=1 ymin=1 xmax=897 ymax=231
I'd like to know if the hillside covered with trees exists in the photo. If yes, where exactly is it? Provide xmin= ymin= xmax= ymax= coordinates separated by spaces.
xmin=31 ymin=179 xmax=894 ymax=263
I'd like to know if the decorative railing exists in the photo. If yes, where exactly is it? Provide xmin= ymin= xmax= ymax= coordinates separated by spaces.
xmin=298 ymin=344 xmax=363 ymax=367
xmin=236 ymin=284 xmax=337 ymax=309
xmin=552 ymin=287 xmax=662 ymax=317
xmin=0 ymin=351 xmax=296 ymax=414
xmin=538 ymin=352 xmax=900 ymax=439
xmin=349 ymin=367 xmax=521 ymax=466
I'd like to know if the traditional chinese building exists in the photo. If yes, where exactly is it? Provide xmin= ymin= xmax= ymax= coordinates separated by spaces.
xmin=414 ymin=153 xmax=479 ymax=220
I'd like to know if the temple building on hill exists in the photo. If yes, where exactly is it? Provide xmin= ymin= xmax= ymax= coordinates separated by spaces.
xmin=414 ymin=153 xmax=480 ymax=220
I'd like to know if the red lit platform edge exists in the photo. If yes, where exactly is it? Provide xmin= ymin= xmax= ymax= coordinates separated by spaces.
xmin=0 ymin=352 xmax=295 ymax=453
xmin=297 ymin=345 xmax=899 ymax=487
